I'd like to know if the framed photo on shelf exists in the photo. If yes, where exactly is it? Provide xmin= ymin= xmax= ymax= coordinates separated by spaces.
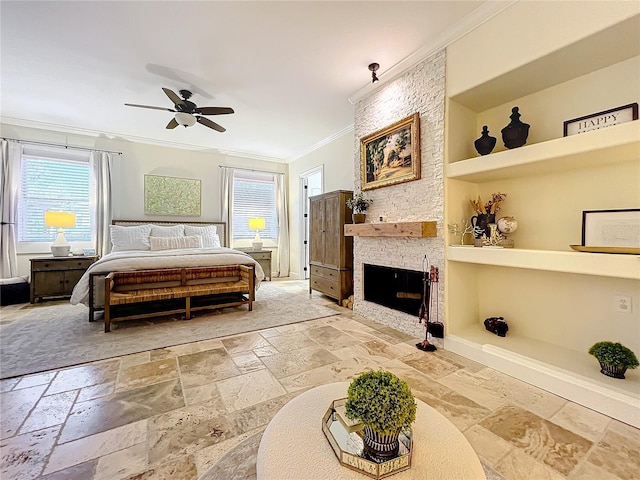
xmin=563 ymin=103 xmax=638 ymax=137
xmin=360 ymin=113 xmax=420 ymax=191
xmin=581 ymin=209 xmax=640 ymax=249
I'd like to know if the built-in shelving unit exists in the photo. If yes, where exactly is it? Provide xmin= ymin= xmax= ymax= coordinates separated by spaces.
xmin=344 ymin=221 xmax=436 ymax=238
xmin=447 ymin=121 xmax=639 ymax=183
xmin=447 ymin=246 xmax=640 ymax=280
xmin=444 ymin=9 xmax=640 ymax=427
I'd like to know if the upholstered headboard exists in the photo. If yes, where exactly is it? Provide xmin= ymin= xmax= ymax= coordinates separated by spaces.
xmin=112 ymin=220 xmax=227 ymax=247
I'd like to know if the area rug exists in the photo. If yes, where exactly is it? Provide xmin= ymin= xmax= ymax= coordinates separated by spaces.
xmin=0 ymin=281 xmax=339 ymax=379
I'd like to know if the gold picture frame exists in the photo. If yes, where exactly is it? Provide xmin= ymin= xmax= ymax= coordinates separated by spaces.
xmin=144 ymin=174 xmax=201 ymax=216
xmin=360 ymin=113 xmax=420 ymax=191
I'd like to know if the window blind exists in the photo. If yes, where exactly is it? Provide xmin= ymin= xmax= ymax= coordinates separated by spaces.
xmin=18 ymin=157 xmax=91 ymax=242
xmin=232 ymin=178 xmax=278 ymax=240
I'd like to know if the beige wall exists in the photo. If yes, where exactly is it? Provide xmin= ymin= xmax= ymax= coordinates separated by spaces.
xmin=446 ymin=0 xmax=640 ymax=98
xmin=287 ymin=131 xmax=355 ymax=278
xmin=1 ymin=123 xmax=287 ymax=277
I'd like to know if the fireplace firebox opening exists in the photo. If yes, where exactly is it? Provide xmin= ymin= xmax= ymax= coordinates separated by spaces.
xmin=363 ymin=264 xmax=426 ymax=316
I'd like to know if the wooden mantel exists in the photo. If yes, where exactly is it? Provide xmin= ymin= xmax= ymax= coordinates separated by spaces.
xmin=344 ymin=221 xmax=437 ymax=238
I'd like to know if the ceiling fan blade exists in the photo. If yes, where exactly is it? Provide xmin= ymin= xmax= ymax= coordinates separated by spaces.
xmin=162 ymin=87 xmax=184 ymax=106
xmin=196 ymin=106 xmax=235 ymax=116
xmin=197 ymin=116 xmax=226 ymax=132
xmin=125 ymin=103 xmax=174 ymax=112
xmin=166 ymin=118 xmax=179 ymax=129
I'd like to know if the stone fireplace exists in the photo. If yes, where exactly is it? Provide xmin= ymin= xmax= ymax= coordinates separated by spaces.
xmin=351 ymin=50 xmax=446 ymax=338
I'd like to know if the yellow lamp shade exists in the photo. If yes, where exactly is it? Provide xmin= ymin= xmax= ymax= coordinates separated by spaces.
xmin=45 ymin=211 xmax=76 ymax=228
xmin=248 ymin=218 xmax=266 ymax=230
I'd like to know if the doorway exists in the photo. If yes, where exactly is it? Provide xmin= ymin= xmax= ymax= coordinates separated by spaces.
xmin=299 ymin=166 xmax=323 ymax=279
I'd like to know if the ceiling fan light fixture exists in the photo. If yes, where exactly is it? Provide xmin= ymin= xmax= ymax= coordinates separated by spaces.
xmin=175 ymin=112 xmax=196 ymax=127
xmin=125 ymin=87 xmax=233 ymax=132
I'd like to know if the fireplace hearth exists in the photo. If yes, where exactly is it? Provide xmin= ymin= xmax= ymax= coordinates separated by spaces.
xmin=363 ymin=264 xmax=426 ymax=316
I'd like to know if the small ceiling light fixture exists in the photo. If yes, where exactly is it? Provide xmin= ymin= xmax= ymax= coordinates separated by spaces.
xmin=368 ymin=63 xmax=380 ymax=83
xmin=174 ymin=112 xmax=197 ymax=128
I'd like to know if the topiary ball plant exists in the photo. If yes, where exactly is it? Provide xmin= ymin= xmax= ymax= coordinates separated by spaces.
xmin=345 ymin=370 xmax=416 ymax=436
xmin=588 ymin=341 xmax=639 ymax=379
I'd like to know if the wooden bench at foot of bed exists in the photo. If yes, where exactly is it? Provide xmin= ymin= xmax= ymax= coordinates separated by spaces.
xmin=103 ymin=265 xmax=254 ymax=332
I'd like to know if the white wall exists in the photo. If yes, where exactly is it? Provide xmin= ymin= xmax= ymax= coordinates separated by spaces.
xmin=1 ymin=123 xmax=287 ymax=277
xmin=287 ymin=131 xmax=355 ymax=278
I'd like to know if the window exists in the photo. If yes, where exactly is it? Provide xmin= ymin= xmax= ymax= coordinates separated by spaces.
xmin=232 ymin=172 xmax=278 ymax=243
xmin=18 ymin=147 xmax=91 ymax=246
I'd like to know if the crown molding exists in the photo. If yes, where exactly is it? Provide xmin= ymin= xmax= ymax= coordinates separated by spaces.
xmin=348 ymin=0 xmax=518 ymax=105
xmin=0 ymin=116 xmax=288 ymax=164
xmin=287 ymin=124 xmax=354 ymax=163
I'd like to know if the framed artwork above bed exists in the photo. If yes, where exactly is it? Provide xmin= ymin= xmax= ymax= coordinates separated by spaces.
xmin=144 ymin=174 xmax=202 ymax=216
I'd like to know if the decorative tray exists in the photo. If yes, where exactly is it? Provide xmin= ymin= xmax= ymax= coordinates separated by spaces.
xmin=570 ymin=245 xmax=640 ymax=255
xmin=322 ymin=398 xmax=412 ymax=479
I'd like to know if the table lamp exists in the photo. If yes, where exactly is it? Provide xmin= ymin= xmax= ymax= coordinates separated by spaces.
xmin=248 ymin=217 xmax=266 ymax=251
xmin=45 ymin=211 xmax=76 ymax=257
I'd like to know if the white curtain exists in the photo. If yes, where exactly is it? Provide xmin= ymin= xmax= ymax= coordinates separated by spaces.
xmin=274 ymin=172 xmax=290 ymax=277
xmin=89 ymin=151 xmax=113 ymax=256
xmin=0 ymin=140 xmax=23 ymax=278
xmin=219 ymin=166 xmax=235 ymax=246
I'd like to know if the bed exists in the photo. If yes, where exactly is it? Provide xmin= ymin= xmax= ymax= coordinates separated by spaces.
xmin=70 ymin=220 xmax=265 ymax=322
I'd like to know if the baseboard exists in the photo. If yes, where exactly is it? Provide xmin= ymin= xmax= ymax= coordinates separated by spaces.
xmin=445 ymin=334 xmax=640 ymax=428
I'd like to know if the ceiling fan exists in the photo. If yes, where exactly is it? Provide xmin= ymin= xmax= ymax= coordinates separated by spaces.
xmin=125 ymin=88 xmax=234 ymax=132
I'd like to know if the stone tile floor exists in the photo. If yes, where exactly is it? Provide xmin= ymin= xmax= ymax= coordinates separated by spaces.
xmin=1 ymin=280 xmax=639 ymax=479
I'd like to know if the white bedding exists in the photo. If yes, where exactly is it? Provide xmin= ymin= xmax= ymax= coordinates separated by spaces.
xmin=70 ymin=247 xmax=265 ymax=306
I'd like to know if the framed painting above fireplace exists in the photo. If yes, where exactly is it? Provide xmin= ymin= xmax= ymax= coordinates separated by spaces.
xmin=360 ymin=113 xmax=420 ymax=191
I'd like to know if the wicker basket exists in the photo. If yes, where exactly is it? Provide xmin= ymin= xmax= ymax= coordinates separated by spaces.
xmin=599 ymin=363 xmax=628 ymax=379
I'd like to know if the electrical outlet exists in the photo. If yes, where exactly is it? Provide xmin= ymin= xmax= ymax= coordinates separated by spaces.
xmin=614 ymin=295 xmax=632 ymax=313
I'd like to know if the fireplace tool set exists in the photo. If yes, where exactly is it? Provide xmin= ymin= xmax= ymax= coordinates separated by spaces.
xmin=416 ymin=255 xmax=444 ymax=352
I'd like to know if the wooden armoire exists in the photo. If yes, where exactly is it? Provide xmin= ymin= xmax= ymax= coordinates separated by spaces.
xmin=309 ymin=190 xmax=353 ymax=303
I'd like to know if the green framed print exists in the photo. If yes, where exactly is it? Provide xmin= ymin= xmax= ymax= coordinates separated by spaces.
xmin=144 ymin=174 xmax=201 ymax=216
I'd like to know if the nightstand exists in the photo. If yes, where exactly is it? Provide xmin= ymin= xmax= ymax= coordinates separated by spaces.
xmin=30 ymin=256 xmax=98 ymax=303
xmin=240 ymin=250 xmax=272 ymax=281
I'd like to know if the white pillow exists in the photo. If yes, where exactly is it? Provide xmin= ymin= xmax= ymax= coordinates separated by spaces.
xmin=184 ymin=225 xmax=221 ymax=248
xmin=151 ymin=224 xmax=185 ymax=237
xmin=196 ymin=234 xmax=222 ymax=248
xmin=110 ymin=224 xmax=152 ymax=252
xmin=149 ymin=235 xmax=202 ymax=251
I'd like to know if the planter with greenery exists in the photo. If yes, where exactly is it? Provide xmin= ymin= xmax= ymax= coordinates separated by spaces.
xmin=345 ymin=370 xmax=416 ymax=461
xmin=588 ymin=341 xmax=639 ymax=379
xmin=346 ymin=192 xmax=373 ymax=224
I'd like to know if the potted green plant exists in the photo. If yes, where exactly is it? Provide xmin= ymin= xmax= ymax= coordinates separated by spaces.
xmin=588 ymin=341 xmax=639 ymax=379
xmin=346 ymin=192 xmax=373 ymax=224
xmin=345 ymin=370 xmax=416 ymax=461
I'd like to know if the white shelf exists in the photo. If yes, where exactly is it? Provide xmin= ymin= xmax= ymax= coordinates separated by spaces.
xmin=447 ymin=246 xmax=640 ymax=280
xmin=447 ymin=121 xmax=640 ymax=182
xmin=444 ymin=324 xmax=640 ymax=427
